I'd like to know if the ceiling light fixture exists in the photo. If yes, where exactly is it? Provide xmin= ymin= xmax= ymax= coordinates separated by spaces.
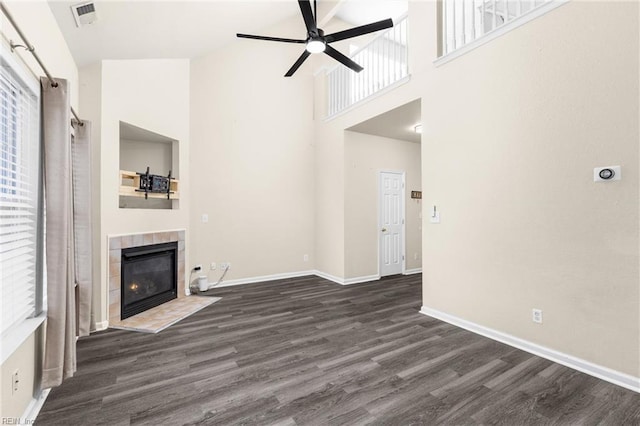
xmin=306 ymin=39 xmax=326 ymax=54
xmin=414 ymin=124 xmax=423 ymax=134
xmin=236 ymin=0 xmax=394 ymax=77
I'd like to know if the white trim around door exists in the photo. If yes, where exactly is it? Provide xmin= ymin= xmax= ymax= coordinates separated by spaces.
xmin=378 ymin=170 xmax=406 ymax=277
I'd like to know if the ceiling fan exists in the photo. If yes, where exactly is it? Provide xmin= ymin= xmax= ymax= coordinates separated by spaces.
xmin=236 ymin=0 xmax=394 ymax=77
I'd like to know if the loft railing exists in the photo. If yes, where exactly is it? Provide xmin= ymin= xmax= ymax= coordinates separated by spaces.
xmin=327 ymin=15 xmax=408 ymax=117
xmin=442 ymin=0 xmax=553 ymax=55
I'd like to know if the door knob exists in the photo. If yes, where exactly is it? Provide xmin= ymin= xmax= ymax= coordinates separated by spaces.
xmin=381 ymin=228 xmax=387 ymax=232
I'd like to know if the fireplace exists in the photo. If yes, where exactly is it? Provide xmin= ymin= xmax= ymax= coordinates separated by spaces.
xmin=121 ymin=241 xmax=178 ymax=319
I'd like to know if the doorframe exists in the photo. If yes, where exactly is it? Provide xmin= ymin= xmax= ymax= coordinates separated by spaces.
xmin=377 ymin=169 xmax=406 ymax=278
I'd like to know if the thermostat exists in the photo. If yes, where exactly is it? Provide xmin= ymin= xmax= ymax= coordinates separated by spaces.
xmin=594 ymin=166 xmax=621 ymax=182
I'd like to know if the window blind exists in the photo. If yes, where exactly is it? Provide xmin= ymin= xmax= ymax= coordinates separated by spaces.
xmin=0 ymin=62 xmax=41 ymax=336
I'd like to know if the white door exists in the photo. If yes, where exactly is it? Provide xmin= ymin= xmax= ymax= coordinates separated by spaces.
xmin=379 ymin=171 xmax=404 ymax=277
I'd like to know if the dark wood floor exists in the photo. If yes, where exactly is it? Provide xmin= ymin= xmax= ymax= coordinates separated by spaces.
xmin=37 ymin=274 xmax=640 ymax=425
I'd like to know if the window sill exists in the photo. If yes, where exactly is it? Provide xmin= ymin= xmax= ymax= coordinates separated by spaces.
xmin=1 ymin=314 xmax=46 ymax=364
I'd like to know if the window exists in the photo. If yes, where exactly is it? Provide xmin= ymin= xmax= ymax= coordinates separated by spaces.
xmin=0 ymin=51 xmax=42 ymax=337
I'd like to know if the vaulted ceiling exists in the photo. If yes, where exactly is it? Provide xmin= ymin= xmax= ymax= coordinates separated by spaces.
xmin=48 ymin=0 xmax=407 ymax=67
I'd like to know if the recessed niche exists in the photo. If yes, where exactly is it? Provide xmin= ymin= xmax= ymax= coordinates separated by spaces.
xmin=119 ymin=121 xmax=179 ymax=210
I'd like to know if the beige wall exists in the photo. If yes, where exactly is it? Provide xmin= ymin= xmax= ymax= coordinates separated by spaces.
xmin=312 ymin=0 xmax=639 ymax=380
xmin=0 ymin=0 xmax=78 ymax=418
xmin=0 ymin=333 xmax=38 ymax=419
xmin=79 ymin=59 xmax=191 ymax=325
xmin=119 ymin=139 xmax=173 ymax=174
xmin=78 ymin=62 xmax=103 ymax=330
xmin=312 ymin=0 xmax=430 ymax=279
xmin=189 ymin=16 xmax=315 ymax=283
xmin=314 ymin=121 xmax=346 ymax=277
xmin=312 ymin=1 xmax=429 ymax=279
xmin=420 ymin=1 xmax=639 ymax=376
xmin=344 ymin=131 xmax=422 ymax=278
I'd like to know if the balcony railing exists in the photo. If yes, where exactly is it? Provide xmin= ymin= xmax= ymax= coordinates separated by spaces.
xmin=327 ymin=16 xmax=408 ymax=117
xmin=442 ymin=0 xmax=555 ymax=55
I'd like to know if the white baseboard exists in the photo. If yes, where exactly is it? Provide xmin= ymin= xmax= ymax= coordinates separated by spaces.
xmin=312 ymin=270 xmax=345 ymax=285
xmin=403 ymin=268 xmax=422 ymax=275
xmin=93 ymin=321 xmax=109 ymax=332
xmin=420 ymin=306 xmax=640 ymax=394
xmin=212 ymin=269 xmax=380 ymax=287
xmin=22 ymin=388 xmax=51 ymax=423
xmin=313 ymin=270 xmax=380 ymax=286
xmin=343 ymin=274 xmax=380 ymax=285
xmin=212 ymin=270 xmax=316 ymax=288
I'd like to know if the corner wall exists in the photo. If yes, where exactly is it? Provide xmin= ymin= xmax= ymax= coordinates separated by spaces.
xmin=312 ymin=1 xmax=430 ymax=279
xmin=189 ymin=17 xmax=315 ymax=283
xmin=344 ymin=131 xmax=422 ymax=278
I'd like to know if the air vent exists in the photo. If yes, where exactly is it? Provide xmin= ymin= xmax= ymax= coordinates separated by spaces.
xmin=71 ymin=2 xmax=98 ymax=27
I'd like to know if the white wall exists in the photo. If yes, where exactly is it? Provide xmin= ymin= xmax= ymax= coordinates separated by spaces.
xmin=78 ymin=61 xmax=102 ymax=330
xmin=420 ymin=0 xmax=639 ymax=377
xmin=312 ymin=0 xmax=432 ymax=279
xmin=313 ymin=0 xmax=639 ymax=382
xmin=189 ymin=16 xmax=315 ymax=283
xmin=79 ymin=59 xmax=191 ymax=325
xmin=344 ymin=131 xmax=422 ymax=278
xmin=119 ymin=139 xmax=172 ymax=174
xmin=0 ymin=0 xmax=78 ymax=419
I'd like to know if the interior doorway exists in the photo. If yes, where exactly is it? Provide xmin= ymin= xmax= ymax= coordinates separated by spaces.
xmin=343 ymin=98 xmax=422 ymax=281
xmin=379 ymin=171 xmax=405 ymax=277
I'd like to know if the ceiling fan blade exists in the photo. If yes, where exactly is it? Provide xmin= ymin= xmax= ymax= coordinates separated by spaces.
xmin=237 ymin=33 xmax=306 ymax=44
xmin=298 ymin=0 xmax=317 ymax=34
xmin=285 ymin=50 xmax=312 ymax=77
xmin=325 ymin=18 xmax=394 ymax=43
xmin=324 ymin=45 xmax=363 ymax=73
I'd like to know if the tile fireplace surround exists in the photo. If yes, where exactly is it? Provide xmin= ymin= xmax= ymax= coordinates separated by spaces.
xmin=108 ymin=230 xmax=186 ymax=324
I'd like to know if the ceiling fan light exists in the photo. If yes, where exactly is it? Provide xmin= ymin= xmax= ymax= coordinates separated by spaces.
xmin=306 ymin=40 xmax=326 ymax=54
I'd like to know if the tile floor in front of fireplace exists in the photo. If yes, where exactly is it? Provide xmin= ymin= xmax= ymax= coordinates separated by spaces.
xmin=109 ymin=295 xmax=221 ymax=333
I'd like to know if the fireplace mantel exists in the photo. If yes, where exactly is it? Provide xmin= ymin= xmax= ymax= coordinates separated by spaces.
xmin=108 ymin=230 xmax=185 ymax=324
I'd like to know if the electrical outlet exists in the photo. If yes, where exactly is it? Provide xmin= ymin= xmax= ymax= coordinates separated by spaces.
xmin=210 ymin=262 xmax=216 ymax=270
xmin=194 ymin=264 xmax=202 ymax=272
xmin=226 ymin=262 xmax=231 ymax=270
xmin=12 ymin=369 xmax=19 ymax=394
xmin=532 ymin=309 xmax=543 ymax=324
xmin=303 ymin=254 xmax=309 ymax=262
xmin=220 ymin=262 xmax=230 ymax=270
xmin=414 ymin=252 xmax=418 ymax=260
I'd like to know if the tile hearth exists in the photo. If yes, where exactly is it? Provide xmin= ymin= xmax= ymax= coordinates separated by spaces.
xmin=109 ymin=295 xmax=221 ymax=333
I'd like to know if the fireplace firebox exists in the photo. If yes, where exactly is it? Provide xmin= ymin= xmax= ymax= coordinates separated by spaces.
xmin=121 ymin=242 xmax=178 ymax=319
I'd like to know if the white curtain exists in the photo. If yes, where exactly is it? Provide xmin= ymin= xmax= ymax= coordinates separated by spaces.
xmin=73 ymin=121 xmax=93 ymax=337
xmin=40 ymin=77 xmax=93 ymax=388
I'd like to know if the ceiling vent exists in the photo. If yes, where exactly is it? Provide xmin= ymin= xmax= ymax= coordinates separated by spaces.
xmin=71 ymin=2 xmax=98 ymax=27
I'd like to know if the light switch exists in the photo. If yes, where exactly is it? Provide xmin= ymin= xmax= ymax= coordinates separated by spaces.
xmin=430 ymin=205 xmax=440 ymax=224
xmin=201 ymin=214 xmax=209 ymax=223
